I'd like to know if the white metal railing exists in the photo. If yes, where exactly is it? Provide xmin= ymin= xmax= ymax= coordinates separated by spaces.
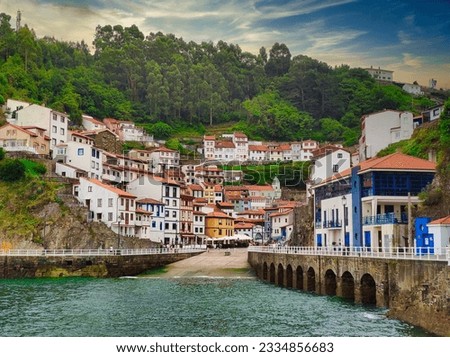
xmin=0 ymin=246 xmax=206 ymax=257
xmin=248 ymin=246 xmax=450 ymax=263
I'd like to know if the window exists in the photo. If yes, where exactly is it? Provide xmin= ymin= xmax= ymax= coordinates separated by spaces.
xmin=152 ymin=221 xmax=156 ymax=228
xmin=173 ymin=187 xmax=177 ymax=197
xmin=97 ymin=199 xmax=102 ymax=207
xmin=172 ymin=200 xmax=177 ymax=207
xmin=60 ymin=116 xmax=65 ymax=123
xmin=165 ymin=187 xmax=170 ymax=197
xmin=172 ymin=211 xmax=176 ymax=218
xmin=165 ymin=210 xmax=169 ymax=217
xmin=77 ymin=148 xmax=84 ymax=156
xmin=165 ymin=223 xmax=169 ymax=230
xmin=60 ymin=128 xmax=65 ymax=135
xmin=108 ymin=212 xmax=113 ymax=221
xmin=172 ymin=223 xmax=177 ymax=230
xmin=52 ymin=126 xmax=57 ymax=133
xmin=108 ymin=198 xmax=113 ymax=207
xmin=333 ymin=164 xmax=339 ymax=173
xmin=337 ymin=153 xmax=343 ymax=158
xmin=88 ymin=186 xmax=92 ymax=192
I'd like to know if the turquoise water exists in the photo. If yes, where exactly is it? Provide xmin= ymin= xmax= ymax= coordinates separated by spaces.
xmin=0 ymin=277 xmax=431 ymax=337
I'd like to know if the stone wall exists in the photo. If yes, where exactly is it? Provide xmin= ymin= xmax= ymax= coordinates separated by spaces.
xmin=248 ymin=251 xmax=449 ymax=336
xmin=0 ymin=252 xmax=202 ymax=279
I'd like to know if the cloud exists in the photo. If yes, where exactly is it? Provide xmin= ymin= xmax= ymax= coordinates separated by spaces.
xmin=402 ymin=53 xmax=423 ymax=69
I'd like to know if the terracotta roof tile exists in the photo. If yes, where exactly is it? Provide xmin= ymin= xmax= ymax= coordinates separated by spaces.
xmin=85 ymin=178 xmax=136 ymax=198
xmin=429 ymin=215 xmax=450 ymax=225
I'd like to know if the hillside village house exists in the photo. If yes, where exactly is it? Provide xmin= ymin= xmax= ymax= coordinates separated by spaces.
xmin=82 ymin=115 xmax=106 ymax=131
xmin=10 ymin=103 xmax=69 ymax=151
xmin=74 ymin=177 xmax=137 ymax=239
xmin=205 ymin=211 xmax=235 ymax=239
xmin=270 ymin=208 xmax=294 ymax=242
xmin=53 ymin=141 xmax=103 ymax=180
xmin=364 ymin=66 xmax=393 ymax=82
xmin=309 ymin=145 xmax=351 ymax=186
xmin=0 ymin=123 xmax=50 ymax=155
xmin=359 ymin=110 xmax=414 ymax=161
xmin=149 ymin=147 xmax=180 ymax=174
xmin=127 ymin=174 xmax=180 ymax=245
xmin=312 ymin=153 xmax=435 ymax=250
xmin=135 ymin=198 xmax=165 ymax=243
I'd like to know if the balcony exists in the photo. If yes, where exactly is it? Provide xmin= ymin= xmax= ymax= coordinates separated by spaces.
xmin=322 ymin=220 xmax=342 ymax=229
xmin=362 ymin=212 xmax=408 ymax=225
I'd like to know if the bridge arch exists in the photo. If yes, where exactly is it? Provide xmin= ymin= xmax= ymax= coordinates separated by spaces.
xmin=324 ymin=269 xmax=337 ymax=296
xmin=341 ymin=271 xmax=355 ymax=301
xmin=277 ymin=263 xmax=284 ymax=286
xmin=360 ymin=273 xmax=376 ymax=305
xmin=262 ymin=262 xmax=268 ymax=280
xmin=307 ymin=267 xmax=316 ymax=292
xmin=296 ymin=266 xmax=304 ymax=290
xmin=269 ymin=263 xmax=276 ymax=283
xmin=286 ymin=264 xmax=293 ymax=288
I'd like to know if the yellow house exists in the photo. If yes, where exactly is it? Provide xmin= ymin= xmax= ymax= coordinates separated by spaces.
xmin=205 ymin=211 xmax=234 ymax=238
xmin=0 ymin=123 xmax=50 ymax=155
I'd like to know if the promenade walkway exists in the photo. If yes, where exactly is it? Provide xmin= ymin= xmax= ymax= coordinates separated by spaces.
xmin=151 ymin=248 xmax=253 ymax=278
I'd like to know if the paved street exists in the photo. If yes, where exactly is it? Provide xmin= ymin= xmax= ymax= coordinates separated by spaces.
xmin=153 ymin=247 xmax=254 ymax=278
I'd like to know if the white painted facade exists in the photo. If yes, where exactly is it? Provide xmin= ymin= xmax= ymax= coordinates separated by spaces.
xmin=310 ymin=148 xmax=351 ymax=185
xmin=402 ymin=83 xmax=424 ymax=96
xmin=82 ymin=115 xmax=106 ymax=131
xmin=74 ymin=177 xmax=136 ymax=238
xmin=127 ymin=175 xmax=180 ymax=245
xmin=359 ymin=110 xmax=414 ymax=161
xmin=14 ymin=104 xmax=69 ymax=151
xmin=427 ymin=219 xmax=450 ymax=249
xmin=4 ymin=99 xmax=30 ymax=119
xmin=135 ymin=199 xmax=165 ymax=243
xmin=270 ymin=210 xmax=294 ymax=242
xmin=53 ymin=141 xmax=103 ymax=180
xmin=149 ymin=148 xmax=180 ymax=173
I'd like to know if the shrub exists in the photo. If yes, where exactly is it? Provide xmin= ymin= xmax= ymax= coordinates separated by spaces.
xmin=0 ymin=147 xmax=5 ymax=161
xmin=0 ymin=159 xmax=26 ymax=182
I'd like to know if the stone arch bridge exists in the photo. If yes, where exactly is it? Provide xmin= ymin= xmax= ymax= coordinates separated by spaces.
xmin=248 ymin=246 xmax=449 ymax=336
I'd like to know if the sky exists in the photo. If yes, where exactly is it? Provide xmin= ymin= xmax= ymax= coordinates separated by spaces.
xmin=1 ymin=0 xmax=449 ymax=89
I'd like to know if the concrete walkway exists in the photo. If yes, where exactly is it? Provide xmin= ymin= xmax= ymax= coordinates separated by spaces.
xmin=149 ymin=248 xmax=254 ymax=278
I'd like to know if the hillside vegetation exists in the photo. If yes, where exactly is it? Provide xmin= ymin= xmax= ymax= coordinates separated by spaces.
xmin=1 ymin=12 xmax=447 ymax=145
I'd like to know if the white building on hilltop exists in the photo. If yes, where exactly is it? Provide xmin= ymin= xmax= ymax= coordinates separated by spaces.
xmin=359 ymin=110 xmax=414 ymax=161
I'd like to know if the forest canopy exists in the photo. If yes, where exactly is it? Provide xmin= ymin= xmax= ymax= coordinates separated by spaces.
xmin=0 ymin=13 xmax=444 ymax=144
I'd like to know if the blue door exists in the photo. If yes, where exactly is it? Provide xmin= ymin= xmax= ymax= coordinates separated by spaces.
xmin=364 ymin=231 xmax=371 ymax=249
xmin=317 ymin=234 xmax=322 ymax=247
xmin=416 ymin=233 xmax=434 ymax=255
xmin=344 ymin=232 xmax=350 ymax=247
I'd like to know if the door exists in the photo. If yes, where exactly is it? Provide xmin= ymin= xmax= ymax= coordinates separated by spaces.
xmin=364 ymin=231 xmax=371 ymax=250
xmin=317 ymin=234 xmax=322 ymax=247
xmin=344 ymin=232 xmax=350 ymax=247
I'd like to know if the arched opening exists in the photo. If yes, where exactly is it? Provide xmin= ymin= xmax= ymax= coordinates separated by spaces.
xmin=296 ymin=266 xmax=304 ymax=290
xmin=286 ymin=265 xmax=293 ymax=288
xmin=269 ymin=263 xmax=275 ymax=284
xmin=307 ymin=267 xmax=316 ymax=292
xmin=277 ymin=263 xmax=284 ymax=286
xmin=324 ymin=269 xmax=337 ymax=296
xmin=341 ymin=271 xmax=355 ymax=302
xmin=262 ymin=262 xmax=268 ymax=280
xmin=360 ymin=273 xmax=376 ymax=305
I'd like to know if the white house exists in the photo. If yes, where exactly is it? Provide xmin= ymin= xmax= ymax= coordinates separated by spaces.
xmin=214 ymin=140 xmax=236 ymax=162
xmin=249 ymin=144 xmax=268 ymax=161
xmin=421 ymin=105 xmax=444 ymax=123
xmin=402 ymin=83 xmax=424 ymax=96
xmin=13 ymin=104 xmax=69 ymax=151
xmin=135 ymin=198 xmax=165 ymax=243
xmin=82 ymin=115 xmax=106 ymax=131
xmin=203 ymin=135 xmax=216 ymax=161
xmin=427 ymin=215 xmax=450 ymax=250
xmin=359 ymin=110 xmax=414 ymax=161
xmin=74 ymin=177 xmax=137 ymax=239
xmin=149 ymin=147 xmax=180 ymax=174
xmin=364 ymin=66 xmax=393 ymax=82
xmin=270 ymin=209 xmax=294 ymax=242
xmin=127 ymin=175 xmax=181 ymax=245
xmin=4 ymin=99 xmax=31 ymax=119
xmin=309 ymin=145 xmax=351 ymax=185
xmin=231 ymin=132 xmax=248 ymax=162
xmin=53 ymin=141 xmax=103 ymax=180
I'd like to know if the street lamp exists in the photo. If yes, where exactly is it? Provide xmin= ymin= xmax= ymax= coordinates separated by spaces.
xmin=342 ymin=195 xmax=347 ymax=252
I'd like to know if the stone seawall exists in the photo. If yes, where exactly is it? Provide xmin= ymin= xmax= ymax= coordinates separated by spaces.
xmin=248 ymin=252 xmax=449 ymax=336
xmin=0 ymin=252 xmax=202 ymax=278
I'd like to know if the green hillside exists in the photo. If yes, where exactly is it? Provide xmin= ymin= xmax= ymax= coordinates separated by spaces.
xmin=1 ymin=12 xmax=447 ymax=144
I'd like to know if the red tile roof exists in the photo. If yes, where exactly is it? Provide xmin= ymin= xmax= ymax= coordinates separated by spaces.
xmin=270 ymin=209 xmax=293 ymax=218
xmin=203 ymin=135 xmax=215 ymax=140
xmin=234 ymin=132 xmax=247 ymax=139
xmin=216 ymin=141 xmax=235 ymax=149
xmin=137 ymin=198 xmax=164 ymax=205
xmin=206 ymin=211 xmax=233 ymax=219
xmin=1 ymin=123 xmax=38 ymax=137
xmin=429 ymin=215 xmax=450 ymax=225
xmin=249 ymin=145 xmax=268 ymax=151
xmin=358 ymin=152 xmax=436 ymax=173
xmin=245 ymin=185 xmax=274 ymax=192
xmin=85 ymin=178 xmax=136 ymax=198
xmin=235 ymin=222 xmax=254 ymax=229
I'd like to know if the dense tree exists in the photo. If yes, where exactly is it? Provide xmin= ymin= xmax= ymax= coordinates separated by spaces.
xmin=0 ymin=12 xmax=445 ymax=143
